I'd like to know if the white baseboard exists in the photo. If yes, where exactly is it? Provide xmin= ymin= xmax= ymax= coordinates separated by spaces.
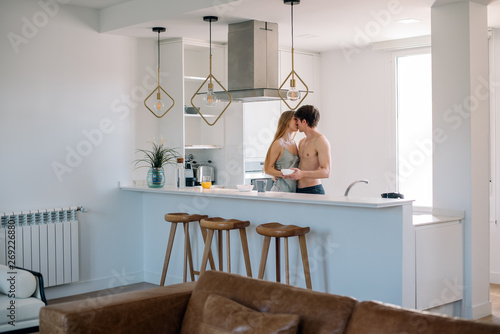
xmin=468 ymin=300 xmax=492 ymax=320
xmin=44 ymin=270 xmax=145 ymax=299
xmin=144 ymin=271 xmax=184 ymax=286
xmin=490 ymin=271 xmax=500 ymax=284
xmin=424 ymin=300 xmax=462 ymax=317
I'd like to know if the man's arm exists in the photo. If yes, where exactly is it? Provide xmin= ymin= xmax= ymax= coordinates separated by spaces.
xmin=287 ymin=136 xmax=331 ymax=180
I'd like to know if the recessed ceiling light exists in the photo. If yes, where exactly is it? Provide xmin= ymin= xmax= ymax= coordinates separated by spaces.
xmin=397 ymin=18 xmax=422 ymax=24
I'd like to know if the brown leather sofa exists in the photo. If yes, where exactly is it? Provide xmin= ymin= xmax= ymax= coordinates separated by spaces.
xmin=40 ymin=270 xmax=500 ymax=334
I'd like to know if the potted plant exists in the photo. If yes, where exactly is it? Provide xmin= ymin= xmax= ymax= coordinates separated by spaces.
xmin=133 ymin=139 xmax=180 ymax=188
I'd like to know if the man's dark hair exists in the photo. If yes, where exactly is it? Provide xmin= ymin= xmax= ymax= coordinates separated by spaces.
xmin=294 ymin=105 xmax=320 ymax=128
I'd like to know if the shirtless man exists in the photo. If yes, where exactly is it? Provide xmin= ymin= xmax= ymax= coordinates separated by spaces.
xmin=285 ymin=105 xmax=331 ymax=194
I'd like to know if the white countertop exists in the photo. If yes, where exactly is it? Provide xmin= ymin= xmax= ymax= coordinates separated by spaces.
xmin=119 ymin=182 xmax=414 ymax=208
xmin=412 ymin=214 xmax=463 ymax=226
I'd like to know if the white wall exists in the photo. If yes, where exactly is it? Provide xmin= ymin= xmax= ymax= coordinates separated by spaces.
xmin=491 ymin=28 xmax=500 ymax=284
xmin=319 ymin=47 xmax=395 ymax=197
xmin=0 ymin=0 xmax=156 ymax=297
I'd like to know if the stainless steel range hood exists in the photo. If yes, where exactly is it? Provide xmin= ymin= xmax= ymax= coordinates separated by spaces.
xmin=216 ymin=20 xmax=284 ymax=102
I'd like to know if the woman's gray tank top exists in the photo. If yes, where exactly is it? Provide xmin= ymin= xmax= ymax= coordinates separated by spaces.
xmin=271 ymin=139 xmax=299 ymax=192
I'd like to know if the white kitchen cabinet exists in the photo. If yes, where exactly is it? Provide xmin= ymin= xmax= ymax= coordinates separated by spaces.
xmin=415 ymin=218 xmax=463 ymax=312
xmin=279 ymin=49 xmax=320 ymax=110
xmin=183 ymin=41 xmax=227 ymax=149
xmin=242 ymin=101 xmax=281 ymax=161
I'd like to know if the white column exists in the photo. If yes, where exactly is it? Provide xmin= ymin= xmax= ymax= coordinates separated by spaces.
xmin=431 ymin=1 xmax=490 ymax=319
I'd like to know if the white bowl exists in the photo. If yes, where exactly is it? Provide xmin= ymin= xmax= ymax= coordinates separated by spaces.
xmin=237 ymin=184 xmax=253 ymax=192
xmin=281 ymin=169 xmax=295 ymax=175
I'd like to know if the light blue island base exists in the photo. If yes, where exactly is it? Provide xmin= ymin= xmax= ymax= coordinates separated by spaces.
xmin=121 ymin=183 xmax=415 ymax=309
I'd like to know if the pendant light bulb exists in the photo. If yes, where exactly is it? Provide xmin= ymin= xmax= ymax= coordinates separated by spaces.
xmin=287 ymin=79 xmax=301 ymax=101
xmin=154 ymin=92 xmax=165 ymax=111
xmin=203 ymin=83 xmax=218 ymax=107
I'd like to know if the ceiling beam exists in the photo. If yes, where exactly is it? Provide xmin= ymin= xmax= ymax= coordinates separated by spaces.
xmin=100 ymin=0 xmax=240 ymax=33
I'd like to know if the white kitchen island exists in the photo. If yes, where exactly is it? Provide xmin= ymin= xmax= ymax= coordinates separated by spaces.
xmin=121 ymin=182 xmax=418 ymax=308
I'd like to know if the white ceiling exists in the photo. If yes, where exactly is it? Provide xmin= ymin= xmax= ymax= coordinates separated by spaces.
xmin=69 ymin=0 xmax=132 ymax=9
xmin=71 ymin=0 xmax=500 ymax=52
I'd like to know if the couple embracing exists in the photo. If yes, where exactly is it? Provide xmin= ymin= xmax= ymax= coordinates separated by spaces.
xmin=264 ymin=105 xmax=331 ymax=195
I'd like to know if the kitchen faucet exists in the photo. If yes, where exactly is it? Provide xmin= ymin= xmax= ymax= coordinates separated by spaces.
xmin=344 ymin=179 xmax=369 ymax=196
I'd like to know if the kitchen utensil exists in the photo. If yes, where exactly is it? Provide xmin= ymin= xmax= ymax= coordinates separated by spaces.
xmin=196 ymin=165 xmax=215 ymax=185
xmin=381 ymin=192 xmax=404 ymax=199
xmin=237 ymin=184 xmax=253 ymax=192
xmin=184 ymin=106 xmax=198 ymax=114
xmin=256 ymin=179 xmax=267 ymax=193
xmin=185 ymin=177 xmax=195 ymax=187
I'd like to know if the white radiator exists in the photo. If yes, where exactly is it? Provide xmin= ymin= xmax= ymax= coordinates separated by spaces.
xmin=0 ymin=207 xmax=81 ymax=287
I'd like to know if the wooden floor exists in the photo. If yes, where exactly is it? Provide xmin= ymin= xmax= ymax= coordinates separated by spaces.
xmin=29 ymin=282 xmax=500 ymax=333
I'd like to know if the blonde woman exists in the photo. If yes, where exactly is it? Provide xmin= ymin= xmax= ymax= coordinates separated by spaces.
xmin=264 ymin=110 xmax=299 ymax=192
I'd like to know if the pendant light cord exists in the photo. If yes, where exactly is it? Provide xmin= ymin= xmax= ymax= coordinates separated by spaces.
xmin=157 ymin=30 xmax=160 ymax=69
xmin=291 ymin=2 xmax=294 ymax=50
xmin=290 ymin=2 xmax=295 ymax=77
xmin=157 ymin=30 xmax=161 ymax=89
xmin=209 ymin=20 xmax=213 ymax=84
xmin=209 ymin=20 xmax=212 ymax=57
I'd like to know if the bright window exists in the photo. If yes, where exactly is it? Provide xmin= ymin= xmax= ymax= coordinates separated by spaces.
xmin=396 ymin=52 xmax=432 ymax=207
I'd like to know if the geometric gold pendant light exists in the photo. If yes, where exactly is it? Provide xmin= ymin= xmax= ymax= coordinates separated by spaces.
xmin=279 ymin=0 xmax=309 ymax=111
xmin=190 ymin=16 xmax=232 ymax=126
xmin=144 ymin=27 xmax=175 ymax=118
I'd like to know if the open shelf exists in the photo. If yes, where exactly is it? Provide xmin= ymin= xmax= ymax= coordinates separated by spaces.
xmin=184 ymin=75 xmax=206 ymax=82
xmin=185 ymin=145 xmax=223 ymax=150
xmin=184 ymin=114 xmax=218 ymax=118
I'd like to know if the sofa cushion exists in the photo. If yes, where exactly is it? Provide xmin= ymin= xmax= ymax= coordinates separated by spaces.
xmin=0 ymin=294 xmax=45 ymax=326
xmin=0 ymin=265 xmax=37 ymax=299
xmin=200 ymin=294 xmax=300 ymax=334
xmin=181 ymin=271 xmax=358 ymax=334
xmin=345 ymin=301 xmax=500 ymax=334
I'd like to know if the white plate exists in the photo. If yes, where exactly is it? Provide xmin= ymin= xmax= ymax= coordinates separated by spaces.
xmin=281 ymin=169 xmax=295 ymax=175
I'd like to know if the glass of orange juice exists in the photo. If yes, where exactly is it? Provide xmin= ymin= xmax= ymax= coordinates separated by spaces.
xmin=201 ymin=176 xmax=212 ymax=189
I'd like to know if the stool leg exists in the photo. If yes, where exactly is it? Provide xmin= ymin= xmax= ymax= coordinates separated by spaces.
xmin=226 ymin=231 xmax=231 ymax=273
xmin=187 ymin=233 xmax=196 ymax=282
xmin=199 ymin=225 xmax=216 ymax=270
xmin=285 ymin=237 xmax=289 ymax=285
xmin=276 ymin=237 xmax=281 ymax=283
xmin=298 ymin=235 xmax=312 ymax=289
xmin=183 ymin=223 xmax=188 ymax=283
xmin=239 ymin=228 xmax=253 ymax=277
xmin=184 ymin=223 xmax=195 ymax=282
xmin=160 ymin=223 xmax=178 ymax=286
xmin=200 ymin=229 xmax=214 ymax=276
xmin=218 ymin=230 xmax=223 ymax=271
xmin=258 ymin=236 xmax=271 ymax=279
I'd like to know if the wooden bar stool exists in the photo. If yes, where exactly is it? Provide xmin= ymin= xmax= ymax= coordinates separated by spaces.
xmin=199 ymin=217 xmax=252 ymax=277
xmin=257 ymin=222 xmax=312 ymax=289
xmin=160 ymin=213 xmax=216 ymax=285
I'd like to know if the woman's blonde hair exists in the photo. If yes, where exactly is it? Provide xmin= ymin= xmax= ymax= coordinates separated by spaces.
xmin=263 ymin=110 xmax=296 ymax=171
